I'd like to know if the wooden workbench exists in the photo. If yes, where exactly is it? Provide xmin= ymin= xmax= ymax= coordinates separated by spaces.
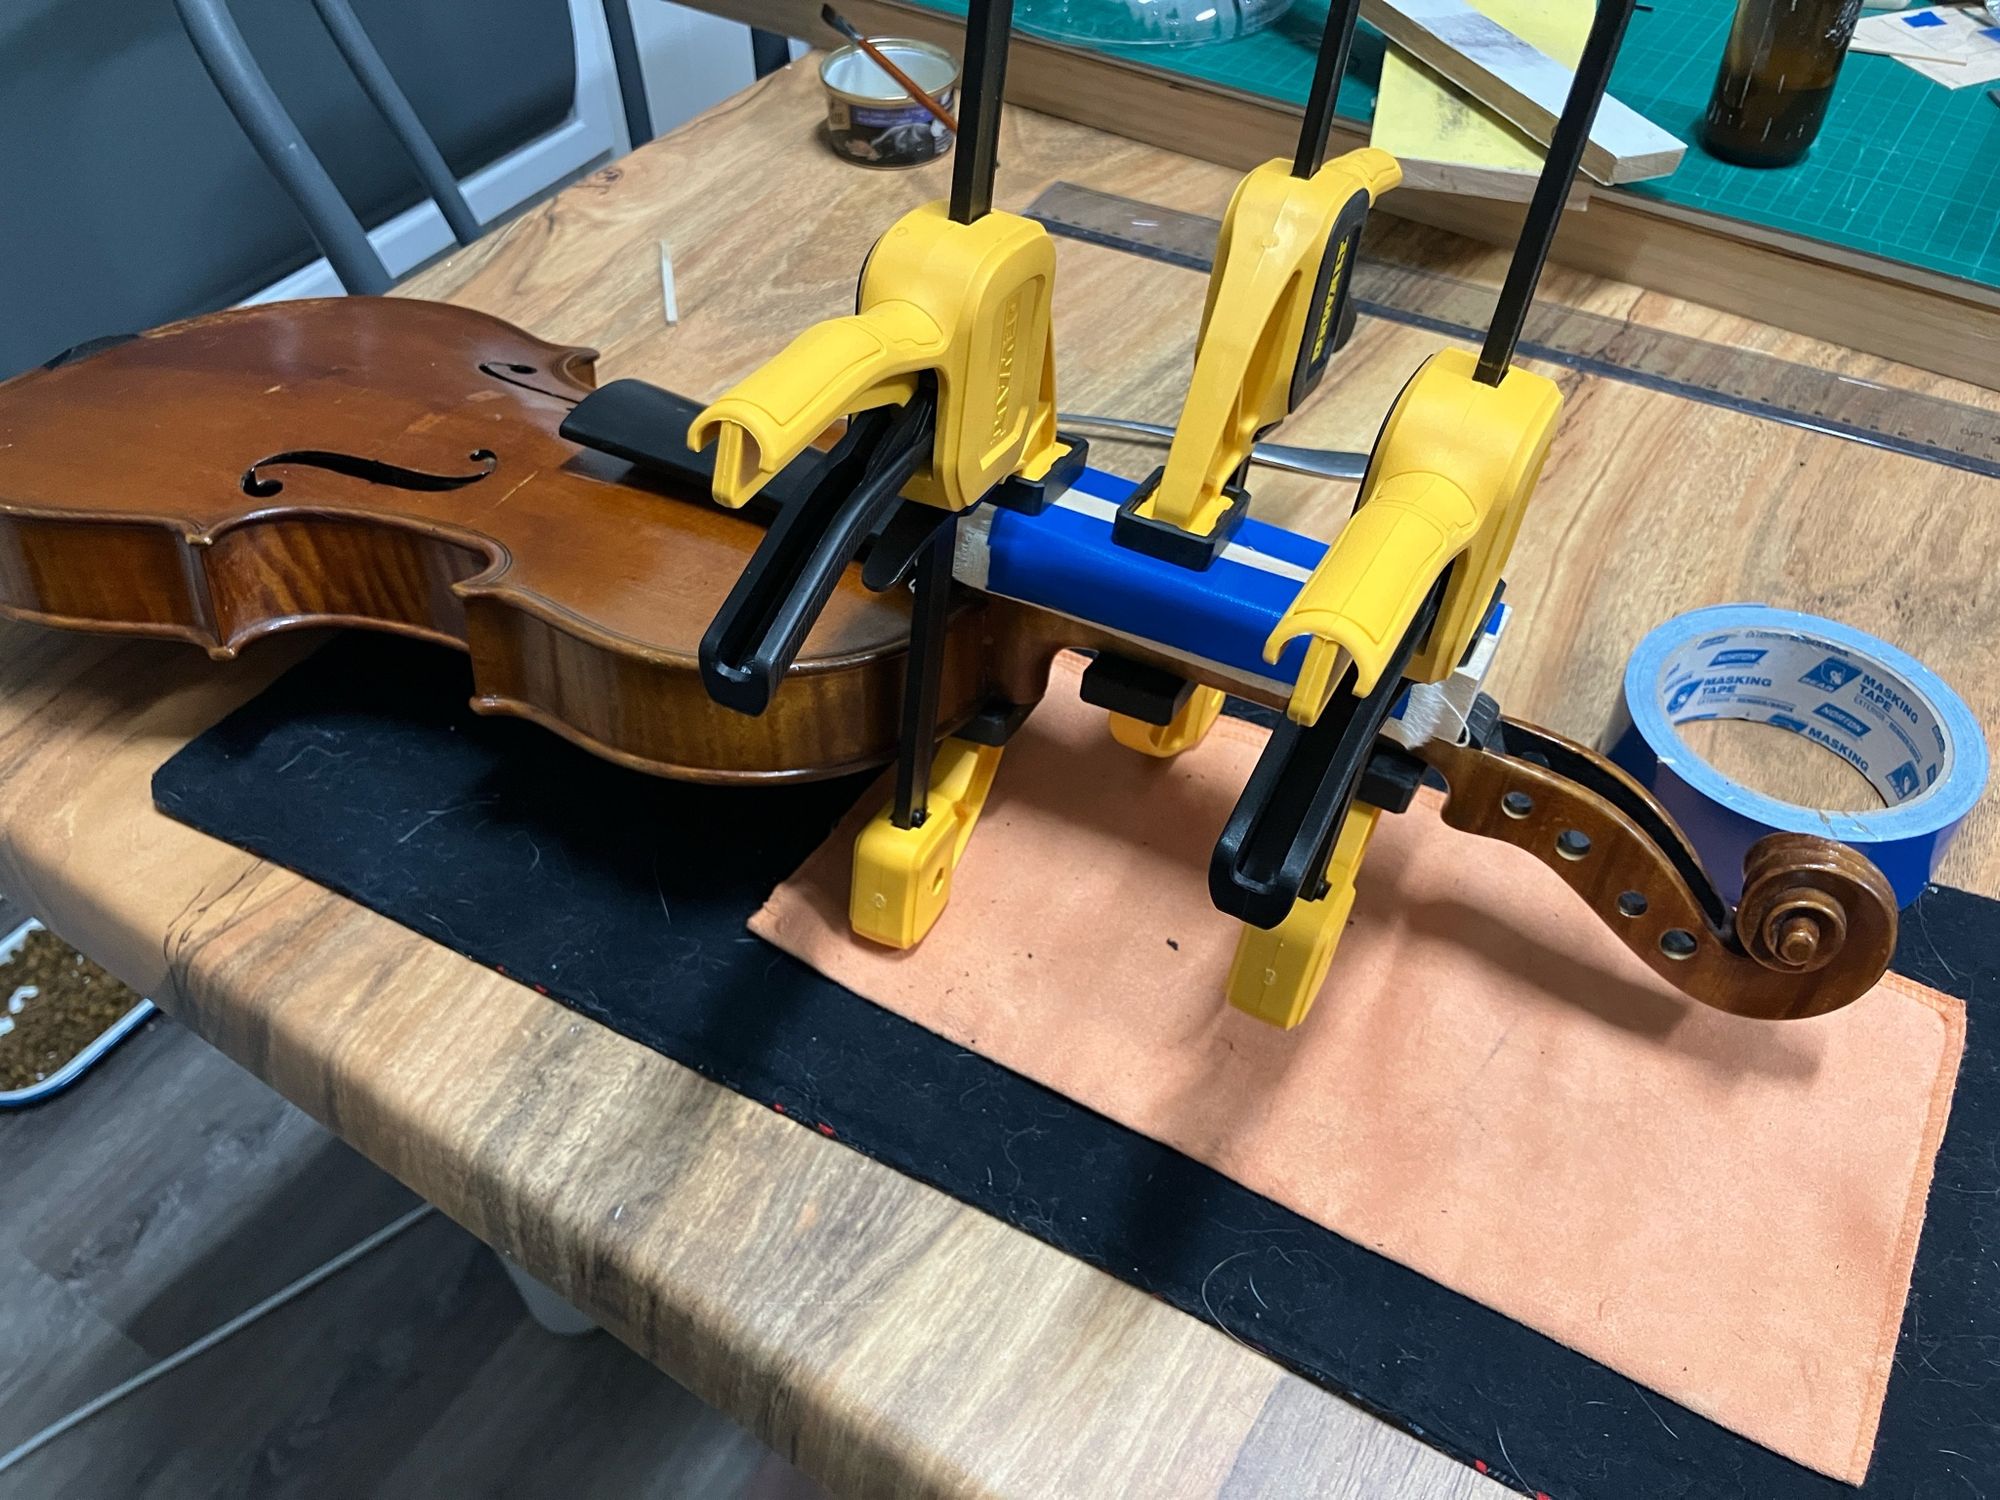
xmin=2 ymin=62 xmax=1995 ymax=1499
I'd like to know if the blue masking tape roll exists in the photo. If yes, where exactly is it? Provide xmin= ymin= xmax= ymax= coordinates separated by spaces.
xmin=1605 ymin=605 xmax=1987 ymax=908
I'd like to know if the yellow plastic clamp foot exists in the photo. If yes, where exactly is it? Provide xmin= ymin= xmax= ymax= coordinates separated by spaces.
xmin=1225 ymin=804 xmax=1380 ymax=1028
xmin=1108 ymin=685 xmax=1226 ymax=758
xmin=850 ymin=738 xmax=1004 ymax=949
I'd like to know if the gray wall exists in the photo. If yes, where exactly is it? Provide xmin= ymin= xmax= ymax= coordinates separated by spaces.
xmin=0 ymin=0 xmax=577 ymax=376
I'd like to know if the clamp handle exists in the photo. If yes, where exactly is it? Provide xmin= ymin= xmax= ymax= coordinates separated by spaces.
xmin=1114 ymin=150 xmax=1400 ymax=566
xmin=1265 ymin=346 xmax=1561 ymax=724
xmin=689 ymin=202 xmax=1069 ymax=516
xmin=1159 ymin=150 xmax=1400 ymax=538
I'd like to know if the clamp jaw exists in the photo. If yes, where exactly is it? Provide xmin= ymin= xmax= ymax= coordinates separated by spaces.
xmin=684 ymin=189 xmax=1088 ymax=951
xmin=673 ymin=0 xmax=1101 ymax=957
xmin=1113 ymin=149 xmax=1402 ymax=569
xmin=682 ymin=200 xmax=1086 ymax=718
xmin=1209 ymin=344 xmax=1564 ymax=1032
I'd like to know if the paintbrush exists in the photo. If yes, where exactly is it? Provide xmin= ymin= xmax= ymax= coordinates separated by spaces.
xmin=820 ymin=5 xmax=959 ymax=133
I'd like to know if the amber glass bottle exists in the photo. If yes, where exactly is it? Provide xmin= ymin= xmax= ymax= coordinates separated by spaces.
xmin=1700 ymin=0 xmax=1863 ymax=167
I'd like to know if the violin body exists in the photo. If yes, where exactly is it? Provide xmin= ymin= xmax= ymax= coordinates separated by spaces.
xmin=0 ymin=297 xmax=1009 ymax=783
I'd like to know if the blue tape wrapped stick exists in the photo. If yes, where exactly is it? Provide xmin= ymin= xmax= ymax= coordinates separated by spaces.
xmin=1606 ymin=605 xmax=1987 ymax=908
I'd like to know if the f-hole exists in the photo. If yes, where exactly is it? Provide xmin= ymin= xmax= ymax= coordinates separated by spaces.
xmin=240 ymin=449 xmax=498 ymax=498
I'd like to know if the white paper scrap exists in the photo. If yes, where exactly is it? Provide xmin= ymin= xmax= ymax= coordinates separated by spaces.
xmin=1852 ymin=5 xmax=2000 ymax=86
xmin=659 ymin=241 xmax=680 ymax=326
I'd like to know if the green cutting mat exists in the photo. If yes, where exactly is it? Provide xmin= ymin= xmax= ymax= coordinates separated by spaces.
xmin=922 ymin=0 xmax=2000 ymax=288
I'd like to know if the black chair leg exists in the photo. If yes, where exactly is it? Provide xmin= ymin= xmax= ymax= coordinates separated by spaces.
xmin=601 ymin=0 xmax=656 ymax=146
xmin=750 ymin=28 xmax=791 ymax=79
xmin=174 ymin=0 xmax=393 ymax=295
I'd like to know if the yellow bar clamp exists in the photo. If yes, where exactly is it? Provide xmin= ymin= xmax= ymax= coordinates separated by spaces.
xmin=850 ymin=738 xmax=1005 ymax=949
xmin=1224 ymin=347 xmax=1559 ymax=1029
xmin=1226 ymin=804 xmax=1381 ymax=1028
xmin=688 ymin=202 xmax=1071 ymax=513
xmin=1263 ymin=346 xmax=1563 ymax=726
xmin=1125 ymin=149 xmax=1402 ymax=541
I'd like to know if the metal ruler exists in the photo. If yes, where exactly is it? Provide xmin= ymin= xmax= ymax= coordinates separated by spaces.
xmin=1027 ymin=182 xmax=2000 ymax=482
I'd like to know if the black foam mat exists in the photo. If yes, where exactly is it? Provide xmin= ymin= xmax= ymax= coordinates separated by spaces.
xmin=153 ymin=635 xmax=1999 ymax=1499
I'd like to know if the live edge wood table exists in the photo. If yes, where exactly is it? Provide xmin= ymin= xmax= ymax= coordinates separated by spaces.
xmin=3 ymin=63 xmax=1996 ymax=1500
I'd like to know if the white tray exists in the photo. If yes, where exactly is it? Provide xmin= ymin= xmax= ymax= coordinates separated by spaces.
xmin=0 ymin=918 xmax=156 ymax=1107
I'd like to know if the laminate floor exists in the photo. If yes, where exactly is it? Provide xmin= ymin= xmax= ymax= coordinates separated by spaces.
xmin=0 ymin=972 xmax=816 ymax=1500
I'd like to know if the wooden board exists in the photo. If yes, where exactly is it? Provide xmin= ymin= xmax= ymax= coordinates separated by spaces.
xmin=0 ymin=62 xmax=1996 ymax=1500
xmin=1370 ymin=0 xmax=1592 ymax=201
xmin=681 ymin=0 xmax=2000 ymax=390
xmin=1373 ymin=57 xmax=1545 ymax=201
xmin=1359 ymin=0 xmax=1686 ymax=184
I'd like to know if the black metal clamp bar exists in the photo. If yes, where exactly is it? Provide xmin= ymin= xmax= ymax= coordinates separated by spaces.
xmin=892 ymin=519 xmax=960 ymax=828
xmin=1475 ymin=0 xmax=1638 ymax=385
xmin=949 ymin=0 xmax=1013 ymax=223
xmin=1292 ymin=0 xmax=1369 ymax=178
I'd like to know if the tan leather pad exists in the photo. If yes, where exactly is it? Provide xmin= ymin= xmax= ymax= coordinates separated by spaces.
xmin=751 ymin=656 xmax=1962 ymax=1483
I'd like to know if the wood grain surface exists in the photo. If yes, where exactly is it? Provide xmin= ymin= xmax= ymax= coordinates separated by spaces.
xmin=682 ymin=0 xmax=2000 ymax=388
xmin=0 ymin=61 xmax=1994 ymax=1500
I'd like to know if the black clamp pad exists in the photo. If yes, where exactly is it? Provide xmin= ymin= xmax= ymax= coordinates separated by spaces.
xmin=1357 ymin=743 xmax=1428 ymax=815
xmin=559 ymin=379 xmax=837 ymax=519
xmin=956 ymin=696 xmax=1038 ymax=747
xmin=989 ymin=433 xmax=1090 ymax=516
xmin=558 ymin=380 xmax=712 ymax=489
xmin=1078 ymin=653 xmax=1195 ymax=727
xmin=1111 ymin=466 xmax=1251 ymax=572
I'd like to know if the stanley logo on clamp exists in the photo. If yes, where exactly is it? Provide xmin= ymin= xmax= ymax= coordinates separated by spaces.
xmin=1311 ymin=237 xmax=1351 ymax=367
xmin=991 ymin=292 xmax=1020 ymax=445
